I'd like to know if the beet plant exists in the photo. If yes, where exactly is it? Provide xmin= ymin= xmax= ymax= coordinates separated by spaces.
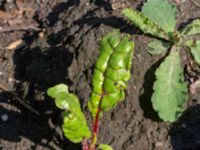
xmin=123 ymin=0 xmax=200 ymax=122
xmin=47 ymin=30 xmax=134 ymax=150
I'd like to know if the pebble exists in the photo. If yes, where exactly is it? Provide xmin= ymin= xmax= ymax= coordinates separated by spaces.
xmin=181 ymin=123 xmax=187 ymax=128
xmin=41 ymin=138 xmax=48 ymax=144
xmin=6 ymin=0 xmax=14 ymax=3
xmin=1 ymin=114 xmax=9 ymax=122
xmin=45 ymin=110 xmax=53 ymax=114
xmin=155 ymin=142 xmax=163 ymax=147
xmin=8 ymin=78 xmax=14 ymax=83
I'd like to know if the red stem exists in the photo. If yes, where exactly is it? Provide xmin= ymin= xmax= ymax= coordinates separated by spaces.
xmin=88 ymin=95 xmax=103 ymax=150
xmin=82 ymin=139 xmax=89 ymax=150
xmin=93 ymin=107 xmax=101 ymax=134
xmin=82 ymin=110 xmax=101 ymax=150
xmin=82 ymin=95 xmax=104 ymax=150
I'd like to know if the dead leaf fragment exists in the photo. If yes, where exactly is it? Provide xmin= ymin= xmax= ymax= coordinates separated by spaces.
xmin=189 ymin=78 xmax=200 ymax=94
xmin=5 ymin=39 xmax=23 ymax=50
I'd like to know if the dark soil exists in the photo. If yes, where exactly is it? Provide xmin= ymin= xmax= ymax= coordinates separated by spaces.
xmin=1 ymin=0 xmax=200 ymax=150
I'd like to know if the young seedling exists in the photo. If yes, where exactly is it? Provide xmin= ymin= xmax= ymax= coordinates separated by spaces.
xmin=47 ymin=30 xmax=134 ymax=150
xmin=123 ymin=0 xmax=200 ymax=122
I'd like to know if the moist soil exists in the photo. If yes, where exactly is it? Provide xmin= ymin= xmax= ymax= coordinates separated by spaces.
xmin=1 ymin=0 xmax=200 ymax=150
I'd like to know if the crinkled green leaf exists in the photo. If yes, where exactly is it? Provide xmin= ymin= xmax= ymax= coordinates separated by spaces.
xmin=47 ymin=84 xmax=68 ymax=98
xmin=47 ymin=84 xmax=91 ymax=143
xmin=181 ymin=19 xmax=200 ymax=36
xmin=54 ymin=92 xmax=80 ymax=112
xmin=142 ymin=0 xmax=177 ymax=33
xmin=152 ymin=48 xmax=187 ymax=122
xmin=98 ymin=144 xmax=113 ymax=150
xmin=88 ymin=30 xmax=134 ymax=117
xmin=185 ymin=40 xmax=200 ymax=65
xmin=122 ymin=8 xmax=169 ymax=40
xmin=148 ymin=39 xmax=171 ymax=55
xmin=62 ymin=111 xmax=91 ymax=143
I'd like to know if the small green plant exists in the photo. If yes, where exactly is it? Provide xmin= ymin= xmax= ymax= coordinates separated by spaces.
xmin=123 ymin=0 xmax=200 ymax=122
xmin=47 ymin=30 xmax=134 ymax=150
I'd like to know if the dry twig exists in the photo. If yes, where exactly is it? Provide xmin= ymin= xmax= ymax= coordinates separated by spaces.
xmin=190 ymin=0 xmax=200 ymax=7
xmin=0 ymin=83 xmax=40 ymax=115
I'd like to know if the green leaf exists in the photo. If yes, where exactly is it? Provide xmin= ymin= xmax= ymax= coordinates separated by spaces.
xmin=47 ymin=84 xmax=91 ymax=143
xmin=47 ymin=84 xmax=68 ymax=98
xmin=181 ymin=19 xmax=200 ymax=36
xmin=98 ymin=144 xmax=113 ymax=150
xmin=152 ymin=48 xmax=187 ymax=122
xmin=142 ymin=0 xmax=177 ymax=33
xmin=62 ymin=110 xmax=91 ymax=143
xmin=88 ymin=30 xmax=134 ymax=117
xmin=54 ymin=92 xmax=80 ymax=111
xmin=185 ymin=40 xmax=200 ymax=65
xmin=122 ymin=8 xmax=169 ymax=40
xmin=148 ymin=39 xmax=171 ymax=55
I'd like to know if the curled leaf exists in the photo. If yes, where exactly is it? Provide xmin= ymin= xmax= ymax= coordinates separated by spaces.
xmin=148 ymin=39 xmax=171 ymax=55
xmin=61 ymin=111 xmax=91 ymax=143
xmin=88 ymin=30 xmax=134 ymax=117
xmin=181 ymin=19 xmax=200 ymax=36
xmin=142 ymin=0 xmax=177 ymax=33
xmin=122 ymin=8 xmax=169 ymax=40
xmin=47 ymin=84 xmax=91 ymax=143
xmin=185 ymin=40 xmax=200 ymax=65
xmin=47 ymin=84 xmax=68 ymax=99
xmin=152 ymin=48 xmax=187 ymax=122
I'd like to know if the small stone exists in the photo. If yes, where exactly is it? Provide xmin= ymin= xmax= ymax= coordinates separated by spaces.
xmin=6 ymin=0 xmax=14 ymax=3
xmin=181 ymin=123 xmax=187 ymax=128
xmin=39 ymin=32 xmax=44 ymax=38
xmin=41 ymin=138 xmax=48 ymax=144
xmin=45 ymin=110 xmax=53 ymax=114
xmin=8 ymin=78 xmax=14 ymax=83
xmin=181 ymin=0 xmax=186 ymax=2
xmin=155 ymin=142 xmax=163 ymax=147
xmin=1 ymin=114 xmax=8 ymax=122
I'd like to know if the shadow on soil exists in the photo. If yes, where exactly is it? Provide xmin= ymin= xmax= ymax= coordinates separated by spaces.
xmin=139 ymin=56 xmax=165 ymax=121
xmin=0 ymin=1 xmax=82 ymax=149
xmin=92 ymin=0 xmax=112 ymax=11
xmin=46 ymin=0 xmax=80 ymax=26
xmin=0 ymin=93 xmax=61 ymax=150
xmin=74 ymin=9 xmax=138 ymax=35
xmin=0 ymin=33 xmax=83 ymax=150
xmin=0 ymin=28 xmax=81 ymax=149
xmin=170 ymin=104 xmax=200 ymax=150
xmin=0 ymin=97 xmax=81 ymax=150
